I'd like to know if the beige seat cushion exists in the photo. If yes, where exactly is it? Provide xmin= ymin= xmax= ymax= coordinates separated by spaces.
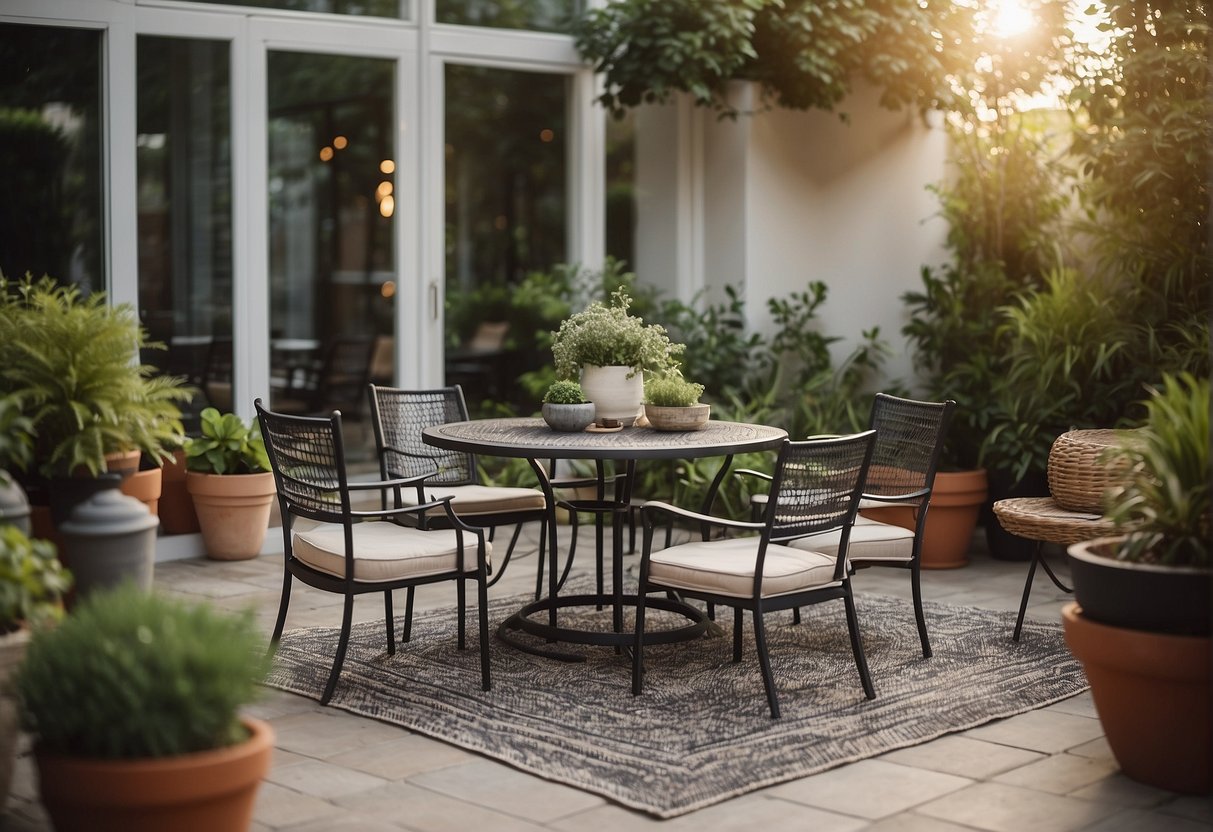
xmin=788 ymin=515 xmax=914 ymax=562
xmin=292 ymin=521 xmax=492 ymax=583
xmin=402 ymin=484 xmax=546 ymax=517
xmin=648 ymin=537 xmax=840 ymax=599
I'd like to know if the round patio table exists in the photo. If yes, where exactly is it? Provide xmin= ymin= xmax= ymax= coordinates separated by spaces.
xmin=423 ymin=417 xmax=788 ymax=660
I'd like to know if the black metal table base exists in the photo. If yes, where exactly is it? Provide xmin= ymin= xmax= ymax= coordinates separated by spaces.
xmin=496 ymin=593 xmax=718 ymax=662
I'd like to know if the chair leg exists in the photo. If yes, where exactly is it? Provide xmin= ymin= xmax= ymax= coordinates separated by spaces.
xmin=910 ymin=561 xmax=932 ymax=658
xmin=321 ymin=594 xmax=355 ymax=705
xmin=477 ymin=573 xmax=491 ymax=691
xmin=270 ymin=570 xmax=293 ymax=647
xmin=384 ymin=590 xmax=395 ymax=656
xmin=792 ymin=607 xmax=801 ymax=625
xmin=632 ymin=588 xmax=647 ymax=696
xmin=732 ymin=607 xmax=744 ymax=662
xmin=457 ymin=579 xmax=467 ymax=650
xmin=534 ymin=517 xmax=547 ymax=601
xmin=402 ymin=586 xmax=415 ymax=643
xmin=595 ymin=513 xmax=605 ymax=610
xmin=486 ymin=523 xmax=525 ymax=589
xmin=843 ymin=586 xmax=877 ymax=700
xmin=751 ymin=608 xmax=780 ymax=719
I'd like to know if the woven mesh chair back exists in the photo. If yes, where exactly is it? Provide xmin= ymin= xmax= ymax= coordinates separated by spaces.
xmin=864 ymin=393 xmax=955 ymax=501
xmin=368 ymin=385 xmax=475 ymax=485
xmin=256 ymin=402 xmax=348 ymax=522
xmin=767 ymin=431 xmax=876 ymax=543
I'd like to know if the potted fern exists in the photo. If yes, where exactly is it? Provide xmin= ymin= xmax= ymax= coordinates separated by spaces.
xmin=0 ymin=276 xmax=190 ymax=528
xmin=541 ymin=380 xmax=596 ymax=432
xmin=1062 ymin=373 xmax=1210 ymax=794
xmin=551 ymin=287 xmax=683 ymax=426
xmin=643 ymin=374 xmax=709 ymax=431
xmin=14 ymin=584 xmax=272 ymax=831
xmin=184 ymin=408 xmax=275 ymax=560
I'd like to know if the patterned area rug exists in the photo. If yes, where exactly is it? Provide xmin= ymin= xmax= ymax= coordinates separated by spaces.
xmin=266 ymin=581 xmax=1087 ymax=818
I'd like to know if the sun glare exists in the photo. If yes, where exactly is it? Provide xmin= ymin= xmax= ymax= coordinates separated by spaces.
xmin=992 ymin=0 xmax=1034 ymax=39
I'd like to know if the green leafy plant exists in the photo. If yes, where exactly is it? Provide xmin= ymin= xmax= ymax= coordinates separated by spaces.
xmin=542 ymin=380 xmax=588 ymax=405
xmin=0 ymin=394 xmax=34 ymax=477
xmin=0 ymin=275 xmax=191 ymax=477
xmin=0 ymin=526 xmax=71 ymax=634
xmin=551 ymin=286 xmax=683 ymax=379
xmin=645 ymin=375 xmax=704 ymax=407
xmin=15 ymin=584 xmax=269 ymax=759
xmin=184 ymin=408 xmax=270 ymax=475
xmin=1104 ymin=373 xmax=1210 ymax=568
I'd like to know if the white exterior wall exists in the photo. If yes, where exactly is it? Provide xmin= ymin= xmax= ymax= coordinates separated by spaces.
xmin=637 ymin=83 xmax=949 ymax=389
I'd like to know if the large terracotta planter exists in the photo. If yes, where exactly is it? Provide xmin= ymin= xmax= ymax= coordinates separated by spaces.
xmin=35 ymin=716 xmax=274 ymax=832
xmin=158 ymin=450 xmax=200 ymax=535
xmin=579 ymin=365 xmax=644 ymax=426
xmin=185 ymin=472 xmax=276 ymax=561
xmin=860 ymin=468 xmax=988 ymax=569
xmin=1062 ymin=603 xmax=1210 ymax=794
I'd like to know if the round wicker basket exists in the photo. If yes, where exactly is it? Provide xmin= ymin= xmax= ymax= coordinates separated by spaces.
xmin=1047 ymin=429 xmax=1138 ymax=513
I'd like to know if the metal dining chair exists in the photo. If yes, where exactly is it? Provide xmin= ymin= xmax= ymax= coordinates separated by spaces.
xmin=634 ymin=431 xmax=878 ymax=718
xmin=256 ymin=399 xmax=492 ymax=705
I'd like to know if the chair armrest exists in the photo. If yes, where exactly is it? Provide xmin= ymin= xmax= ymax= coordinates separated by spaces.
xmin=640 ymin=501 xmax=765 ymax=534
xmin=861 ymin=488 xmax=930 ymax=504
xmin=733 ymin=468 xmax=772 ymax=484
xmin=346 ymin=473 xmax=432 ymax=491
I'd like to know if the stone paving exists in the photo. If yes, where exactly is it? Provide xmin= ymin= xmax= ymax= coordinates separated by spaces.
xmin=5 ymin=524 xmax=1211 ymax=831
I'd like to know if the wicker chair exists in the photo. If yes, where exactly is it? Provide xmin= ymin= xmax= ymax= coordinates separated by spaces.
xmin=741 ymin=393 xmax=955 ymax=658
xmin=635 ymin=431 xmax=878 ymax=718
xmin=256 ymin=399 xmax=492 ymax=705
xmin=366 ymin=385 xmax=547 ymax=617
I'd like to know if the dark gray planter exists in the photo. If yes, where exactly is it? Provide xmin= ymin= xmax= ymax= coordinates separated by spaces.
xmin=1068 ymin=537 xmax=1212 ymax=636
xmin=541 ymin=402 xmax=596 ymax=432
xmin=60 ymin=488 xmax=159 ymax=599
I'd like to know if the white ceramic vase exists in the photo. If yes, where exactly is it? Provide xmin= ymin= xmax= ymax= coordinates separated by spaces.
xmin=579 ymin=365 xmax=644 ymax=426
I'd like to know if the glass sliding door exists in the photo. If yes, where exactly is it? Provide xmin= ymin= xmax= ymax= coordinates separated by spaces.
xmin=136 ymin=36 xmax=234 ymax=430
xmin=0 ymin=24 xmax=103 ymax=292
xmin=266 ymin=50 xmax=396 ymax=455
xmin=443 ymin=64 xmax=568 ymax=411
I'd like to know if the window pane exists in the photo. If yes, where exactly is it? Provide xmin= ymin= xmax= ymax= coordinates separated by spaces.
xmin=437 ymin=0 xmax=580 ymax=33
xmin=187 ymin=0 xmax=409 ymax=19
xmin=0 ymin=24 xmax=103 ymax=292
xmin=605 ymin=110 xmax=635 ymax=268
xmin=267 ymin=51 xmax=396 ymax=454
xmin=444 ymin=65 xmax=567 ymax=409
xmin=136 ymin=36 xmax=233 ymax=429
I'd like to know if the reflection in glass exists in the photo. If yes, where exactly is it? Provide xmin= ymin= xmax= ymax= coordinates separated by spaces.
xmin=437 ymin=0 xmax=579 ymax=33
xmin=187 ymin=0 xmax=408 ymax=19
xmin=136 ymin=37 xmax=234 ymax=429
xmin=267 ymin=51 xmax=395 ymax=452
xmin=0 ymin=24 xmax=103 ymax=292
xmin=605 ymin=110 xmax=636 ymax=268
xmin=444 ymin=65 xmax=567 ymax=409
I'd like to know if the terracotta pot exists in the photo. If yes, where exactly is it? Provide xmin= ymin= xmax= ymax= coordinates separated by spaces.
xmin=860 ymin=469 xmax=987 ymax=569
xmin=0 ymin=629 xmax=30 ymax=811
xmin=103 ymin=450 xmax=142 ymax=480
xmin=579 ymin=365 xmax=644 ymax=426
xmin=158 ymin=450 xmax=200 ymax=535
xmin=1062 ymin=603 xmax=1210 ymax=794
xmin=185 ymin=472 xmax=276 ymax=561
xmin=119 ymin=467 xmax=162 ymax=516
xmin=35 ymin=716 xmax=274 ymax=832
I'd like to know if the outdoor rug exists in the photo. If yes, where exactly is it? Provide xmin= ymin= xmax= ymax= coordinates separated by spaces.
xmin=266 ymin=579 xmax=1088 ymax=818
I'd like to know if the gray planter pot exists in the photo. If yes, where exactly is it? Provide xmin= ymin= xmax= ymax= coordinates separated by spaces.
xmin=541 ymin=402 xmax=596 ymax=432
xmin=60 ymin=488 xmax=159 ymax=599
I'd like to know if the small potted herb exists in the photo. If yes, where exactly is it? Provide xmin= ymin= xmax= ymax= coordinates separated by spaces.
xmin=643 ymin=375 xmax=709 ymax=431
xmin=541 ymin=380 xmax=596 ymax=433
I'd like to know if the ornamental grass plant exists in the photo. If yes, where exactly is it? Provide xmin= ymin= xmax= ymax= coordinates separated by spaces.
xmin=15 ymin=584 xmax=269 ymax=759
